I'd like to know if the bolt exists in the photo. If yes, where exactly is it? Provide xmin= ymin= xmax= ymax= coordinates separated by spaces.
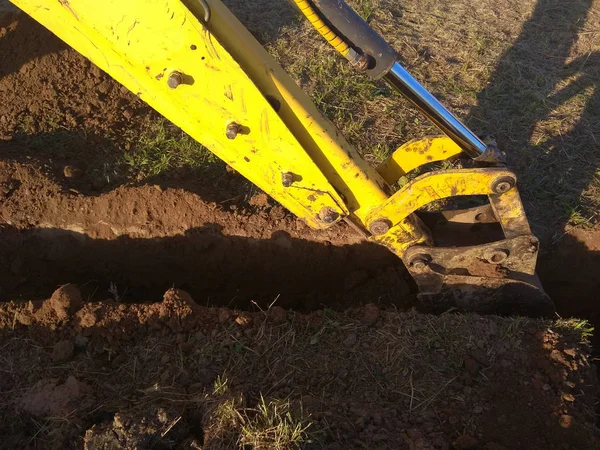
xmin=369 ymin=219 xmax=391 ymax=236
xmin=281 ymin=172 xmax=294 ymax=187
xmin=492 ymin=176 xmax=516 ymax=194
xmin=409 ymin=255 xmax=430 ymax=271
xmin=226 ymin=122 xmax=242 ymax=140
xmin=354 ymin=53 xmax=373 ymax=71
xmin=487 ymin=249 xmax=509 ymax=264
xmin=167 ymin=71 xmax=183 ymax=89
xmin=318 ymin=207 xmax=340 ymax=224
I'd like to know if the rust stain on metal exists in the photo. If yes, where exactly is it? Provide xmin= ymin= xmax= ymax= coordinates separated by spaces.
xmin=224 ymin=85 xmax=233 ymax=101
xmin=58 ymin=0 xmax=80 ymax=21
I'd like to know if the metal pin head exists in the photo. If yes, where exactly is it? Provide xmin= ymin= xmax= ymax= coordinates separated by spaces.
xmin=492 ymin=176 xmax=516 ymax=194
xmin=369 ymin=219 xmax=391 ymax=236
xmin=281 ymin=172 xmax=294 ymax=187
xmin=167 ymin=71 xmax=183 ymax=89
xmin=226 ymin=122 xmax=242 ymax=140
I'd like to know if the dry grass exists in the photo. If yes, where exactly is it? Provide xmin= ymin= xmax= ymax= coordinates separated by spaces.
xmin=0 ymin=293 xmax=597 ymax=448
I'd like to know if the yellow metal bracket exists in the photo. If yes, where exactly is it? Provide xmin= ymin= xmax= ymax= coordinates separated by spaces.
xmin=367 ymin=168 xmax=524 ymax=255
xmin=366 ymin=168 xmax=516 ymax=229
xmin=376 ymin=136 xmax=463 ymax=185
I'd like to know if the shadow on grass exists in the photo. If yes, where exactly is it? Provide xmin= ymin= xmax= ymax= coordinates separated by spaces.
xmin=469 ymin=0 xmax=599 ymax=238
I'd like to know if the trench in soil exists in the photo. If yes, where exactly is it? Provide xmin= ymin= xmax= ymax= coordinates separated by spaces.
xmin=1 ymin=190 xmax=598 ymax=341
xmin=0 ymin=10 xmax=599 ymax=352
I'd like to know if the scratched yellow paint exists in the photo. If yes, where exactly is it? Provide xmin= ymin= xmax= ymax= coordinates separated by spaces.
xmin=366 ymin=168 xmax=516 ymax=230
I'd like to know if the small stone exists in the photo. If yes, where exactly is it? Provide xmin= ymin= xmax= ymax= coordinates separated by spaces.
xmin=52 ymin=340 xmax=75 ymax=362
xmin=49 ymin=284 xmax=83 ymax=320
xmin=558 ymin=414 xmax=573 ymax=428
xmin=542 ymin=383 xmax=551 ymax=391
xmin=235 ymin=313 xmax=251 ymax=327
xmin=218 ymin=309 xmax=231 ymax=324
xmin=344 ymin=333 xmax=358 ymax=347
xmin=268 ymin=306 xmax=287 ymax=324
xmin=63 ymin=165 xmax=82 ymax=179
xmin=160 ymin=354 xmax=171 ymax=364
xmin=453 ymin=434 xmax=479 ymax=449
xmin=473 ymin=405 xmax=483 ymax=414
xmin=561 ymin=393 xmax=575 ymax=402
xmin=362 ymin=303 xmax=379 ymax=325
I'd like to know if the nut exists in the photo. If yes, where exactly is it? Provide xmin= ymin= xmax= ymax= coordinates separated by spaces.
xmin=318 ymin=207 xmax=340 ymax=224
xmin=167 ymin=71 xmax=183 ymax=89
xmin=409 ymin=255 xmax=430 ymax=271
xmin=226 ymin=122 xmax=242 ymax=140
xmin=491 ymin=176 xmax=516 ymax=194
xmin=369 ymin=219 xmax=391 ymax=236
xmin=281 ymin=172 xmax=294 ymax=187
xmin=486 ymin=249 xmax=509 ymax=264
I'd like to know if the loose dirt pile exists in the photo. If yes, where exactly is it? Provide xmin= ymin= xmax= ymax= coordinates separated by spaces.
xmin=0 ymin=285 xmax=597 ymax=449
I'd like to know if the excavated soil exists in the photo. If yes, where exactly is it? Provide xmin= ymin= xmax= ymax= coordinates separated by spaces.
xmin=0 ymin=285 xmax=598 ymax=449
xmin=2 ymin=9 xmax=600 ymax=450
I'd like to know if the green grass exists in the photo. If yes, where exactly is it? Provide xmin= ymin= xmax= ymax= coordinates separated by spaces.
xmin=122 ymin=118 xmax=219 ymax=180
xmin=555 ymin=318 xmax=595 ymax=343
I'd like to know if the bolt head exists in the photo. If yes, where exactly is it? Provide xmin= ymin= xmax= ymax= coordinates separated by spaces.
xmin=492 ymin=176 xmax=516 ymax=194
xmin=226 ymin=122 xmax=241 ymax=140
xmin=318 ymin=207 xmax=340 ymax=224
xmin=167 ymin=71 xmax=183 ymax=89
xmin=369 ymin=219 xmax=391 ymax=236
xmin=486 ymin=249 xmax=509 ymax=264
xmin=281 ymin=172 xmax=294 ymax=187
xmin=409 ymin=255 xmax=430 ymax=271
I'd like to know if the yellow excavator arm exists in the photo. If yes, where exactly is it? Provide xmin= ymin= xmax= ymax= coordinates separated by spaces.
xmin=10 ymin=0 xmax=553 ymax=314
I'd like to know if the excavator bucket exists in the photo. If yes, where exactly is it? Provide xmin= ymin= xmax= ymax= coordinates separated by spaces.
xmin=10 ymin=0 xmax=552 ymax=315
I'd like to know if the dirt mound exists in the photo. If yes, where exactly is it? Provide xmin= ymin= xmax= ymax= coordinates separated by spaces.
xmin=0 ymin=285 xmax=597 ymax=449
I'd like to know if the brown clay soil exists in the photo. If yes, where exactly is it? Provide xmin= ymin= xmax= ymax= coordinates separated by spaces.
xmin=1 ymin=9 xmax=600 ymax=450
xmin=1 ymin=285 xmax=598 ymax=449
